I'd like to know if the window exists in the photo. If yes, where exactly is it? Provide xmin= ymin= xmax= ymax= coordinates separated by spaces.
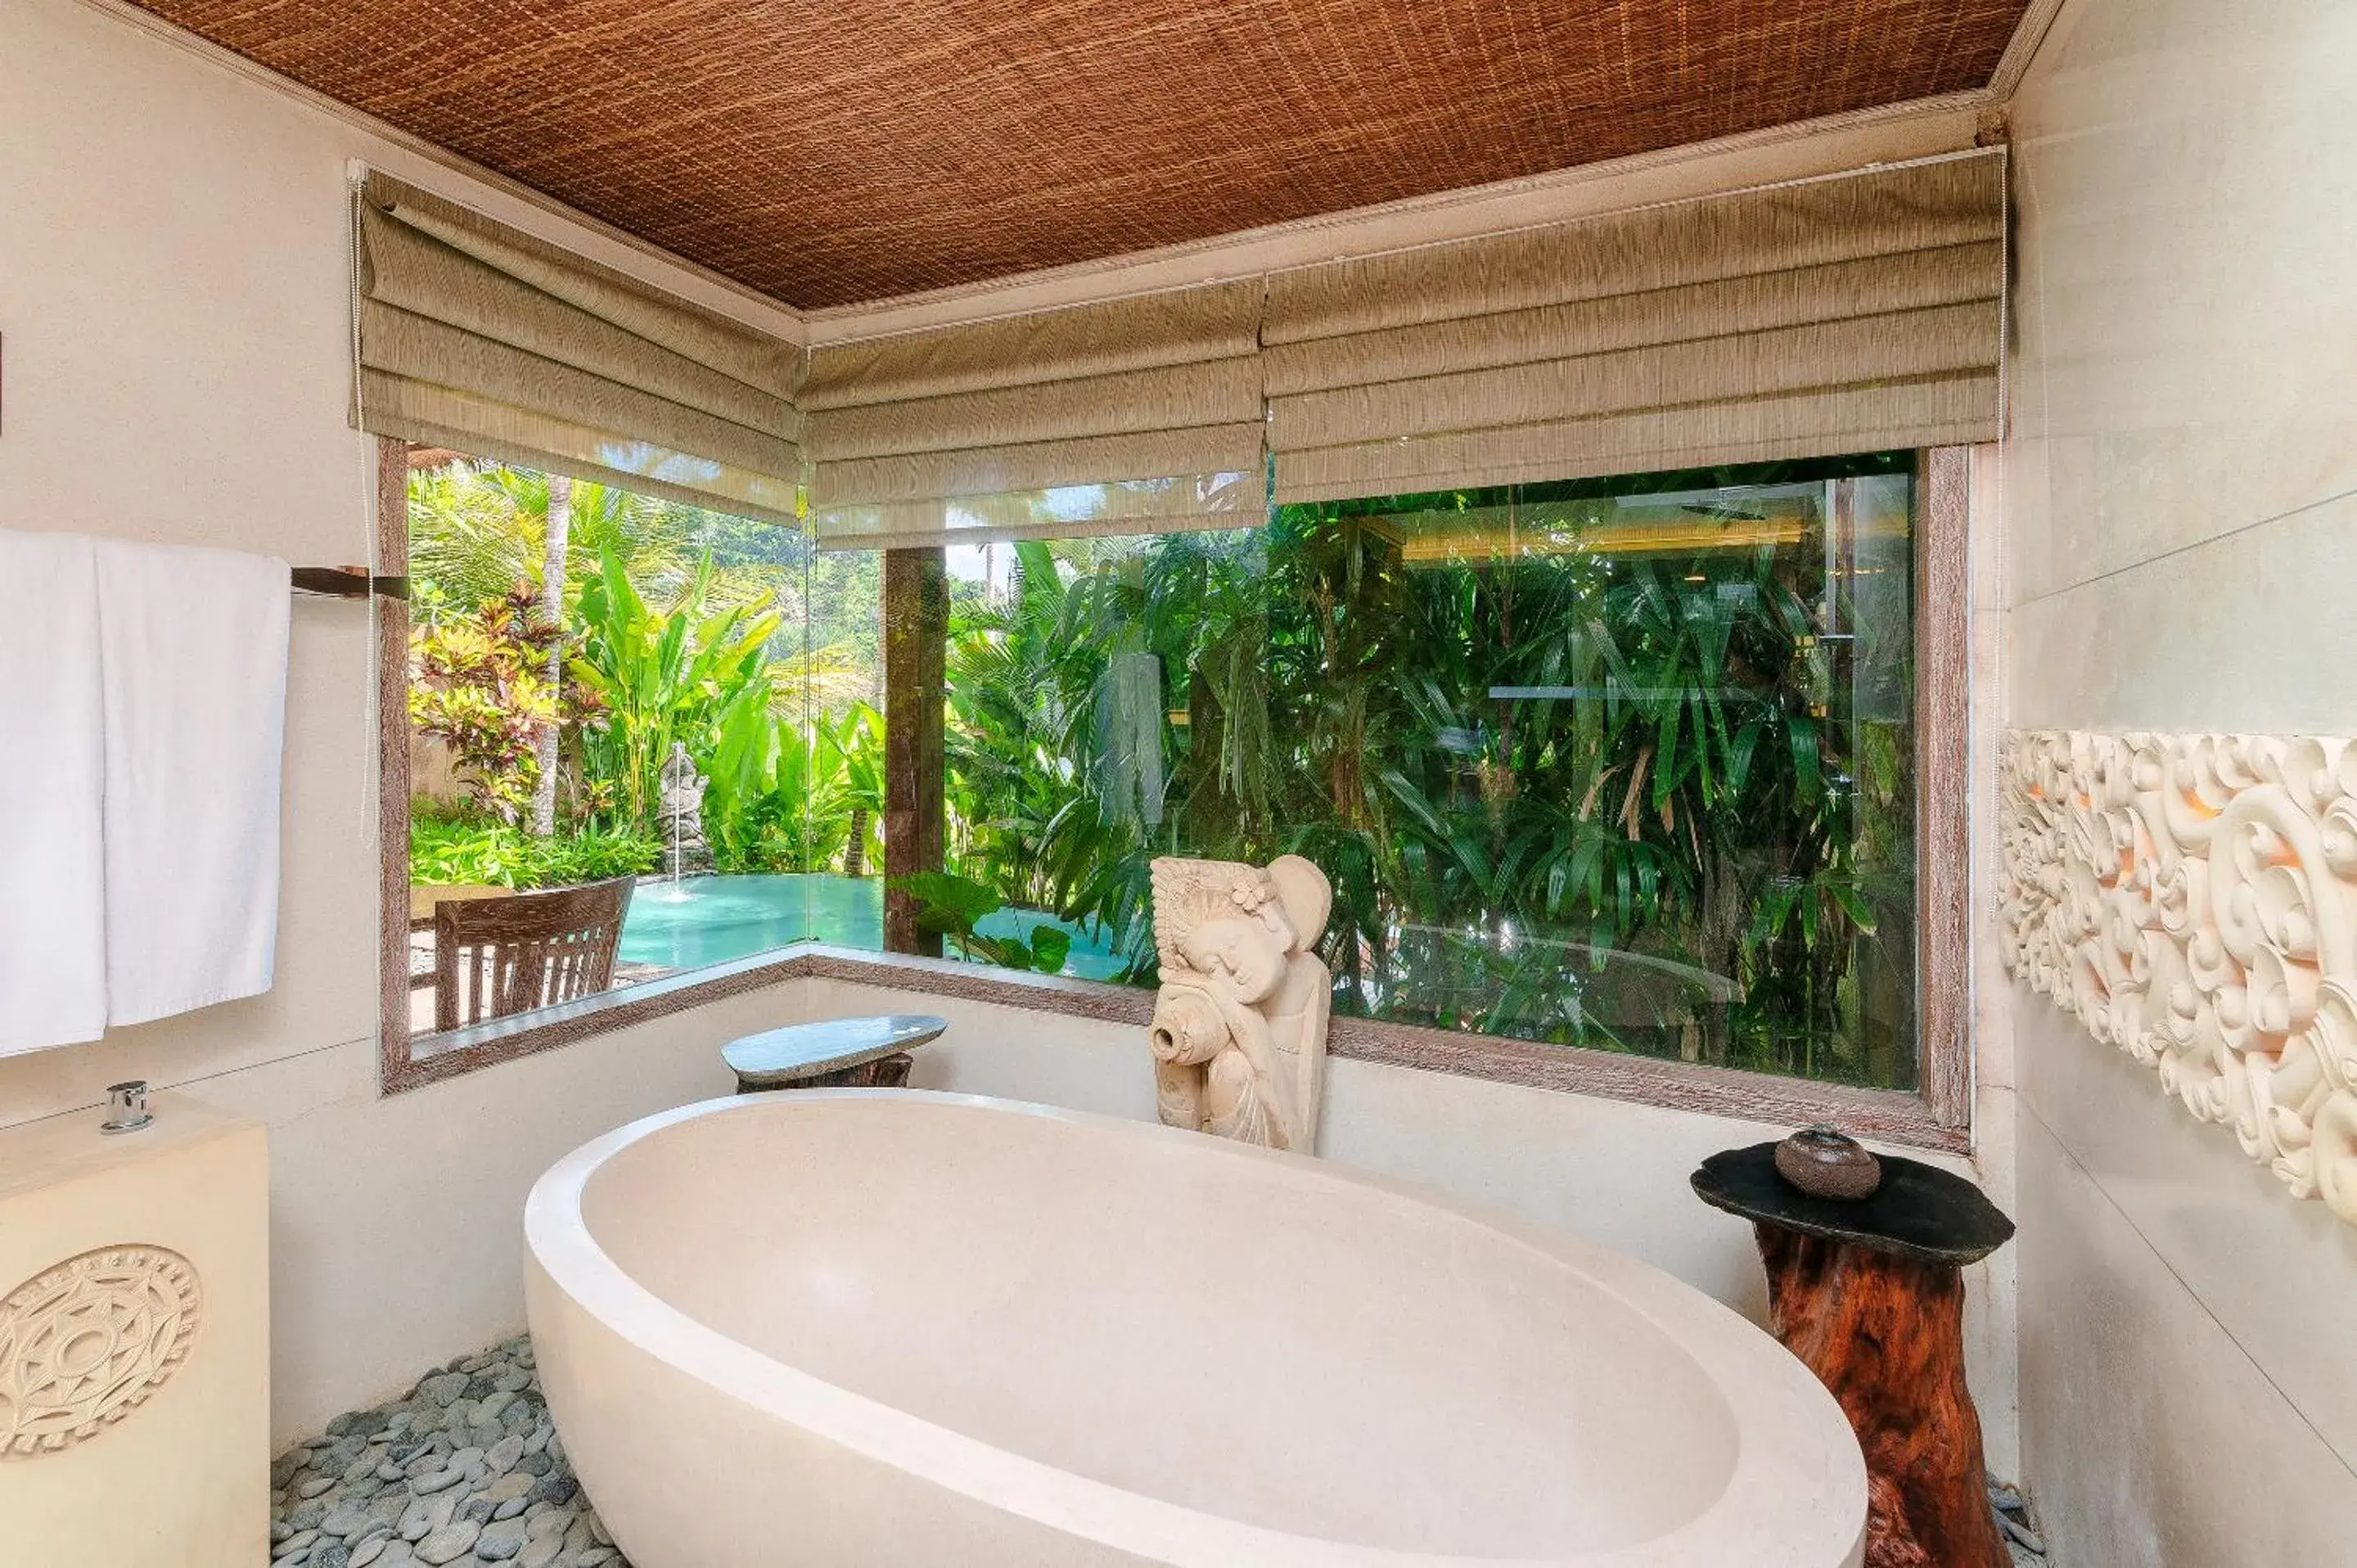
xmin=358 ymin=156 xmax=1984 ymax=1142
xmin=925 ymin=455 xmax=1922 ymax=1089
xmin=376 ymin=435 xmax=1970 ymax=1140
xmin=380 ymin=439 xmax=886 ymax=1079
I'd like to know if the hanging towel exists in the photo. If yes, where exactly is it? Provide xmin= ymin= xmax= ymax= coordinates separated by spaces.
xmin=0 ymin=530 xmax=109 ymax=1055
xmin=94 ymin=538 xmax=291 ymax=1028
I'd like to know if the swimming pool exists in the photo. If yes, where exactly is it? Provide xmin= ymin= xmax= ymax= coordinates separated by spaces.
xmin=617 ymin=873 xmax=1133 ymax=982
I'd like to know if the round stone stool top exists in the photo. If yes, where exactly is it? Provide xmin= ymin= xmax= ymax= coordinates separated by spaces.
xmin=722 ymin=1014 xmax=948 ymax=1090
xmin=1692 ymin=1141 xmax=2015 ymax=1267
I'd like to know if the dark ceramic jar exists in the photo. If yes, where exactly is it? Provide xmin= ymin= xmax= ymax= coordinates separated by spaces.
xmin=1773 ymin=1123 xmax=1882 ymax=1201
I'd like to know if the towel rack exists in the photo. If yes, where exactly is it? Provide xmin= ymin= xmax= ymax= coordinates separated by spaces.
xmin=291 ymin=565 xmax=408 ymax=599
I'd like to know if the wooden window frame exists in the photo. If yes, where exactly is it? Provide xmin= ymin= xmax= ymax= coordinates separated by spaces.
xmin=376 ymin=437 xmax=1976 ymax=1152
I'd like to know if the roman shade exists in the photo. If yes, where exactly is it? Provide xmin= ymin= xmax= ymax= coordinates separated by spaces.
xmin=1263 ymin=151 xmax=2007 ymax=503
xmin=352 ymin=172 xmax=804 ymax=525
xmin=803 ymin=282 xmax=1267 ymax=550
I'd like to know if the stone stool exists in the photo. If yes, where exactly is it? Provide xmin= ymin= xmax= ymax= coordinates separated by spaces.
xmin=720 ymin=1014 xmax=947 ymax=1094
xmin=1692 ymin=1142 xmax=2016 ymax=1568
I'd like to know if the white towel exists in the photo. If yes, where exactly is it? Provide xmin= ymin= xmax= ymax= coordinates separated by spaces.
xmin=0 ymin=531 xmax=109 ymax=1054
xmin=94 ymin=538 xmax=291 ymax=1028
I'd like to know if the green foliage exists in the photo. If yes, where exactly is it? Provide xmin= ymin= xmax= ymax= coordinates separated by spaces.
xmin=406 ymin=588 xmax=600 ymax=822
xmin=406 ymin=461 xmax=695 ymax=627
xmin=936 ymin=457 xmax=1919 ymax=1085
xmin=409 ymin=813 xmax=660 ymax=890
xmin=896 ymin=872 xmax=1075 ymax=974
xmin=703 ymin=698 xmax=885 ymax=874
xmin=567 ymin=543 xmax=782 ymax=832
xmin=401 ymin=448 xmax=1917 ymax=1086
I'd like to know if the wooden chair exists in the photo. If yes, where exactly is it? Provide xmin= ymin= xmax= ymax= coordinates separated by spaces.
xmin=432 ymin=877 xmax=635 ymax=1032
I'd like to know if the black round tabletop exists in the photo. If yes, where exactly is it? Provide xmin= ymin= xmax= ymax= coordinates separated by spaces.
xmin=1691 ymin=1142 xmax=2015 ymax=1266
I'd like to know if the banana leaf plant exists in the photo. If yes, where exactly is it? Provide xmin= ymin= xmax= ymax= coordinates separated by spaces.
xmin=567 ymin=542 xmax=780 ymax=833
xmin=702 ymin=692 xmax=885 ymax=874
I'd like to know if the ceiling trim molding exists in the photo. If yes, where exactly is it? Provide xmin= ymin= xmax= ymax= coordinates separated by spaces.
xmin=64 ymin=0 xmax=809 ymax=345
xmin=1985 ymin=0 xmax=2075 ymax=101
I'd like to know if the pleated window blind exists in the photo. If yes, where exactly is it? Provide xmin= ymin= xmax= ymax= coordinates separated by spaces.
xmin=803 ymin=281 xmax=1266 ymax=550
xmin=352 ymin=173 xmax=805 ymax=525
xmin=1262 ymin=151 xmax=2006 ymax=503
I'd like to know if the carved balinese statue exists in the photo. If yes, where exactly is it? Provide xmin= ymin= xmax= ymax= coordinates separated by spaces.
xmin=1147 ymin=854 xmax=1333 ymax=1152
xmin=657 ymin=742 xmax=712 ymax=876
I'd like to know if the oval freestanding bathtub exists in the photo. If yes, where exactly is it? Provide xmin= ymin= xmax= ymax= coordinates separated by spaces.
xmin=525 ymin=1091 xmax=1864 ymax=1567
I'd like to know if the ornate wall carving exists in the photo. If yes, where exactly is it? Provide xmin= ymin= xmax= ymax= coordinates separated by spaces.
xmin=0 ymin=1246 xmax=202 ymax=1457
xmin=1998 ymin=730 xmax=2357 ymax=1225
xmin=1147 ymin=854 xmax=1333 ymax=1152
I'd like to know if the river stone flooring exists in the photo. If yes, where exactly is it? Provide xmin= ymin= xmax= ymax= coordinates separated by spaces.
xmin=277 ymin=1331 xmax=2050 ymax=1568
xmin=270 ymin=1336 xmax=630 ymax=1568
xmin=1992 ymin=1478 xmax=2050 ymax=1565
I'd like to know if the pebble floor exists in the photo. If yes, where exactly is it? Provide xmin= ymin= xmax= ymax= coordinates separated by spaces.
xmin=269 ymin=1336 xmax=630 ymax=1568
xmin=1991 ymin=1479 xmax=2050 ymax=1564
xmin=276 ymin=1332 xmax=2052 ymax=1568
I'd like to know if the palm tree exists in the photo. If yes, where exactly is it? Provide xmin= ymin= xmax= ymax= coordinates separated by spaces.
xmin=406 ymin=461 xmax=696 ymax=624
xmin=530 ymin=474 xmax=573 ymax=837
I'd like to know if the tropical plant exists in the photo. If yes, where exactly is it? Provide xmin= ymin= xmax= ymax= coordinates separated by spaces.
xmin=406 ymin=460 xmax=693 ymax=624
xmin=830 ymin=702 xmax=886 ymax=876
xmin=409 ymin=813 xmax=660 ymax=890
xmin=567 ymin=543 xmax=781 ymax=833
xmin=529 ymin=473 xmax=573 ymax=836
xmin=400 ymin=440 xmax=1914 ymax=1085
xmin=896 ymin=870 xmax=1074 ymax=974
xmin=944 ymin=543 xmax=1160 ymax=939
xmin=407 ymin=587 xmax=602 ymax=822
xmin=702 ymin=696 xmax=885 ymax=874
xmin=929 ymin=459 xmax=1915 ymax=1084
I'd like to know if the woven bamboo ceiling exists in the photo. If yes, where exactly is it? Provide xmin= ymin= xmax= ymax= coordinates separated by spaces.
xmin=137 ymin=0 xmax=2030 ymax=309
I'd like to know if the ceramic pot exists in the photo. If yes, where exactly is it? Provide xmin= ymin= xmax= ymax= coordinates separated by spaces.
xmin=1774 ymin=1124 xmax=1882 ymax=1201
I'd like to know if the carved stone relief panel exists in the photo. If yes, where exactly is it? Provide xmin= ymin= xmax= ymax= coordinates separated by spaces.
xmin=1998 ymin=730 xmax=2357 ymax=1224
xmin=0 ymin=1246 xmax=202 ymax=1457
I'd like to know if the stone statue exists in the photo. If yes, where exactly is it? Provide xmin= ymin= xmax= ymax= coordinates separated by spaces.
xmin=1147 ymin=854 xmax=1333 ymax=1152
xmin=657 ymin=743 xmax=711 ymax=876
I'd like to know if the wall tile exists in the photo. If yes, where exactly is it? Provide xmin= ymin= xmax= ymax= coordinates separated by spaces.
xmin=2003 ymin=490 xmax=2357 ymax=733
xmin=2016 ymin=1102 xmax=2357 ymax=1566
xmin=2006 ymin=0 xmax=2357 ymax=606
xmin=2017 ymin=998 xmax=2357 ymax=1472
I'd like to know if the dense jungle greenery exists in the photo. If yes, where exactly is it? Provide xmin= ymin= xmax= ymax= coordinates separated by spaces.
xmin=407 ymin=453 xmax=1918 ymax=1088
xmin=406 ymin=462 xmax=881 ymax=883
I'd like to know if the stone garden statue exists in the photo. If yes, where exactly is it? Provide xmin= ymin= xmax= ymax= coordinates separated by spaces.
xmin=657 ymin=742 xmax=712 ymax=876
xmin=1147 ymin=854 xmax=1333 ymax=1153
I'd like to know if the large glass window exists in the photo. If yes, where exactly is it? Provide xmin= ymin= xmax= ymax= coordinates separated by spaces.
xmin=394 ymin=448 xmax=1918 ymax=1093
xmin=930 ymin=455 xmax=1918 ymax=1087
xmin=399 ymin=453 xmax=884 ymax=1047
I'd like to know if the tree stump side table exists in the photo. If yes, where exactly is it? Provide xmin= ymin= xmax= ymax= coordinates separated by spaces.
xmin=721 ymin=1014 xmax=948 ymax=1094
xmin=1692 ymin=1143 xmax=2016 ymax=1568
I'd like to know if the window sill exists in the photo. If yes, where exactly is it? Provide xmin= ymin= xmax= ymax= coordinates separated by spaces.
xmin=384 ymin=943 xmax=1968 ymax=1155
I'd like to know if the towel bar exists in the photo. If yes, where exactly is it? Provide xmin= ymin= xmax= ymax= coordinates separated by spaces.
xmin=291 ymin=565 xmax=408 ymax=599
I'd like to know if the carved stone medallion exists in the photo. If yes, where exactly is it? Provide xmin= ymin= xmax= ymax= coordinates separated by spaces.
xmin=0 ymin=1246 xmax=202 ymax=1458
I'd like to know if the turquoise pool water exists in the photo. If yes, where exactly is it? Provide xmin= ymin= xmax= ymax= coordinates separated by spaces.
xmin=617 ymin=873 xmax=1131 ymax=982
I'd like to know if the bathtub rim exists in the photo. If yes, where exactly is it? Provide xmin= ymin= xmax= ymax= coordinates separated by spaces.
xmin=524 ymin=1088 xmax=1866 ymax=1568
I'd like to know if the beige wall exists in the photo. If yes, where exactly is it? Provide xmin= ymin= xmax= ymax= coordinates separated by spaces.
xmin=2 ymin=0 xmax=2021 ymax=1471
xmin=0 ymin=0 xmax=802 ymax=1444
xmin=2001 ymin=0 xmax=2357 ymax=1560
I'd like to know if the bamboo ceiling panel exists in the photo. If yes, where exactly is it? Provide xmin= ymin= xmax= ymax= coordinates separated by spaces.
xmin=133 ymin=0 xmax=2030 ymax=309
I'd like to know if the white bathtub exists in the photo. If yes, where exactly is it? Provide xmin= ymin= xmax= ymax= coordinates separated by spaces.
xmin=525 ymin=1091 xmax=1864 ymax=1567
